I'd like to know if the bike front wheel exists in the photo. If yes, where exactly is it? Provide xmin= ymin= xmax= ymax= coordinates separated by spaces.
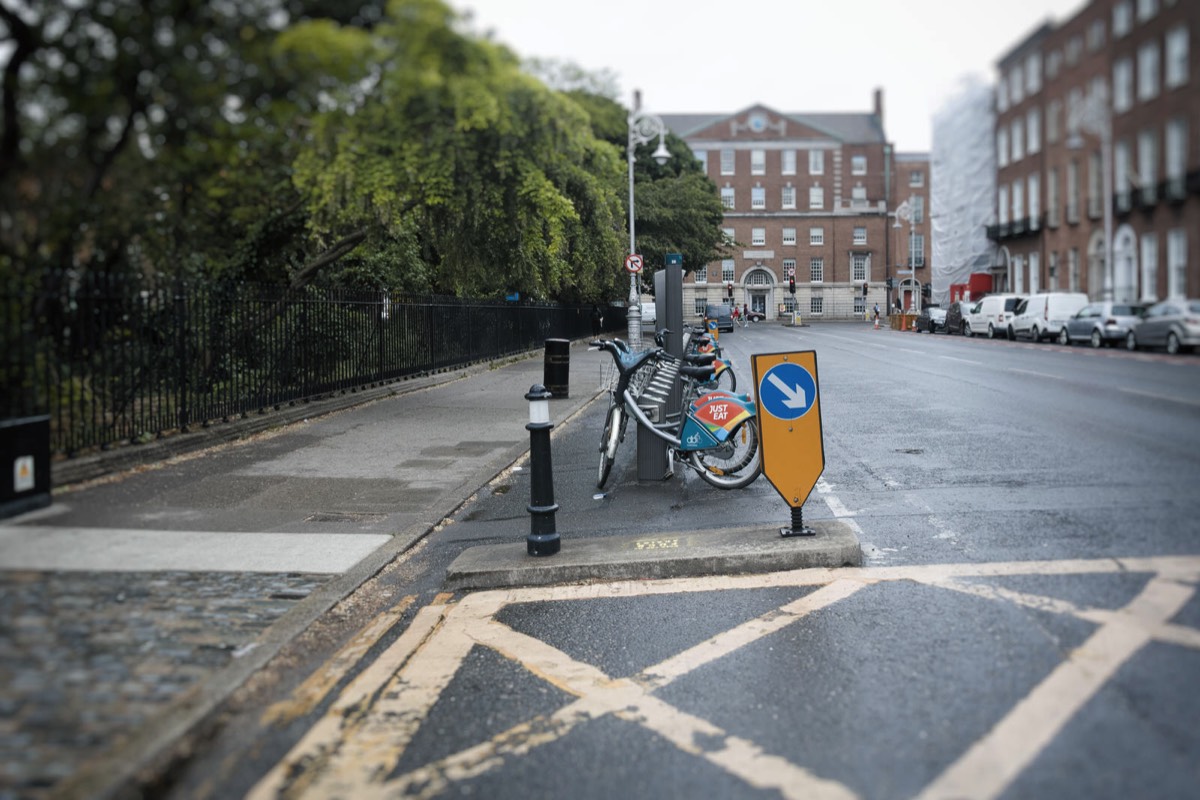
xmin=597 ymin=404 xmax=623 ymax=489
xmin=691 ymin=418 xmax=761 ymax=489
xmin=714 ymin=365 xmax=737 ymax=393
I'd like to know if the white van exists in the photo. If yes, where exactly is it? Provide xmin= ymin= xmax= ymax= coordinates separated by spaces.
xmin=965 ymin=294 xmax=1024 ymax=339
xmin=1011 ymin=292 xmax=1089 ymax=342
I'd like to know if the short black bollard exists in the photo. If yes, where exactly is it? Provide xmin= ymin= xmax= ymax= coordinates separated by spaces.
xmin=525 ymin=384 xmax=561 ymax=556
xmin=781 ymin=504 xmax=815 ymax=538
xmin=543 ymin=339 xmax=570 ymax=399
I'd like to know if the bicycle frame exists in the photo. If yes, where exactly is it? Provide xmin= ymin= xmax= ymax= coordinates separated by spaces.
xmin=621 ymin=387 xmax=755 ymax=453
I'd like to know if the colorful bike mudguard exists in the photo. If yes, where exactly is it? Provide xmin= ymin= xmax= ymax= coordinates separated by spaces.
xmin=679 ymin=392 xmax=754 ymax=450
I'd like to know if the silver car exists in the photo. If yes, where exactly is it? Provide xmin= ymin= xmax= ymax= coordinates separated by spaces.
xmin=1127 ymin=298 xmax=1200 ymax=354
xmin=1058 ymin=301 xmax=1147 ymax=348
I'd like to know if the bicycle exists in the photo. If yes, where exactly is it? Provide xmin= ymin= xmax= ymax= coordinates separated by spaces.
xmin=592 ymin=338 xmax=761 ymax=491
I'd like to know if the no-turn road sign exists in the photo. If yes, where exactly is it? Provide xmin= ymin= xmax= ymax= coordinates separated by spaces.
xmin=751 ymin=351 xmax=825 ymax=507
xmin=625 ymin=254 xmax=644 ymax=274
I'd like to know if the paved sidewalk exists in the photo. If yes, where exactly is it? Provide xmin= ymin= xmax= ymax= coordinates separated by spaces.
xmin=0 ymin=341 xmax=609 ymax=800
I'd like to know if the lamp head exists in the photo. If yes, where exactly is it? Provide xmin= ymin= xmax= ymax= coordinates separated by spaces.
xmin=652 ymin=140 xmax=671 ymax=165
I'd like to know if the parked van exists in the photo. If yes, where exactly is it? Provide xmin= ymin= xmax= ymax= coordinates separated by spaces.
xmin=1010 ymin=293 xmax=1089 ymax=342
xmin=965 ymin=294 xmax=1024 ymax=339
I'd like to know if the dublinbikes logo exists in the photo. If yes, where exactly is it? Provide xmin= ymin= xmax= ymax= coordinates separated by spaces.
xmin=686 ymin=432 xmax=702 ymax=446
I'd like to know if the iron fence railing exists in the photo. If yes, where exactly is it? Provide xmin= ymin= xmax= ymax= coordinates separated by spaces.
xmin=1 ymin=270 xmax=625 ymax=458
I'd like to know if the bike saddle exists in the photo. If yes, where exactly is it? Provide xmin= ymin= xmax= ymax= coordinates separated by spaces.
xmin=681 ymin=352 xmax=715 ymax=366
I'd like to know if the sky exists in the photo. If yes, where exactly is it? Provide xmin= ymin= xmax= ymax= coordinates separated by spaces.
xmin=453 ymin=0 xmax=1089 ymax=153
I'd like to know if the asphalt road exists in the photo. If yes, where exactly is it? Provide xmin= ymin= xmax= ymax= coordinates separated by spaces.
xmin=168 ymin=322 xmax=1200 ymax=799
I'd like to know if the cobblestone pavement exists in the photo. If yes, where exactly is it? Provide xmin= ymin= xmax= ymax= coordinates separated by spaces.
xmin=0 ymin=570 xmax=323 ymax=799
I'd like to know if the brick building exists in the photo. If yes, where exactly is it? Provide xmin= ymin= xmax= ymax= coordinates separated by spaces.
xmin=988 ymin=0 xmax=1199 ymax=302
xmin=661 ymin=92 xmax=930 ymax=321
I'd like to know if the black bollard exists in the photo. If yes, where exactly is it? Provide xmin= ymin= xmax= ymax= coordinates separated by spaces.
xmin=781 ymin=504 xmax=815 ymax=538
xmin=525 ymin=384 xmax=561 ymax=556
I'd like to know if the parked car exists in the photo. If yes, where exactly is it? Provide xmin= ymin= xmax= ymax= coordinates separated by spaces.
xmin=746 ymin=308 xmax=767 ymax=322
xmin=945 ymin=300 xmax=973 ymax=335
xmin=1011 ymin=292 xmax=1089 ymax=342
xmin=915 ymin=304 xmax=947 ymax=333
xmin=965 ymin=294 xmax=1024 ymax=339
xmin=1126 ymin=298 xmax=1200 ymax=354
xmin=703 ymin=302 xmax=734 ymax=332
xmin=1057 ymin=301 xmax=1147 ymax=348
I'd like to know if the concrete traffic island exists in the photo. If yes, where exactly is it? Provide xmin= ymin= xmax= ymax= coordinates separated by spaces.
xmin=444 ymin=519 xmax=861 ymax=591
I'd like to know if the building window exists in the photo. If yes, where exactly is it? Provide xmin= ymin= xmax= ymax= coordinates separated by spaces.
xmin=1069 ymin=247 xmax=1080 ymax=292
xmin=1087 ymin=19 xmax=1106 ymax=52
xmin=997 ymin=128 xmax=1009 ymax=168
xmin=1067 ymin=160 xmax=1080 ymax=223
xmin=1139 ymin=129 xmax=1158 ymax=202
xmin=1011 ymin=65 xmax=1024 ymax=104
xmin=1141 ymin=233 xmax=1158 ymax=302
xmin=851 ymin=185 xmax=868 ymax=207
xmin=781 ymin=149 xmax=796 ymax=175
xmin=693 ymin=296 xmax=708 ymax=315
xmin=1047 ymin=50 xmax=1062 ymax=81
xmin=1049 ymin=250 xmax=1059 ymax=291
xmin=721 ymin=187 xmax=735 ymax=209
xmin=1137 ymin=0 xmax=1157 ymax=22
xmin=1166 ymin=26 xmax=1189 ymax=89
xmin=782 ymin=227 xmax=797 ymax=246
xmin=1065 ymin=36 xmax=1082 ymax=67
xmin=912 ymin=195 xmax=924 ymax=224
xmin=782 ymin=259 xmax=796 ymax=279
xmin=751 ymin=227 xmax=766 ymax=246
xmin=723 ymin=227 xmax=736 ymax=245
xmin=1026 ymin=52 xmax=1042 ymax=94
xmin=1047 ymin=168 xmax=1060 ymax=227
xmin=1166 ymin=117 xmax=1188 ymax=185
xmin=809 ymin=185 xmax=824 ymax=209
xmin=751 ymin=186 xmax=766 ymax=209
xmin=810 ymin=295 xmax=823 ymax=315
xmin=1067 ymin=88 xmax=1084 ymax=137
xmin=1027 ymin=108 xmax=1041 ymax=154
xmin=748 ymin=271 xmax=770 ymax=286
xmin=853 ymin=226 xmax=867 ymax=245
xmin=809 ymin=257 xmax=824 ymax=282
xmin=721 ymin=259 xmax=735 ymax=283
xmin=1138 ymin=42 xmax=1160 ymax=101
xmin=695 ymin=150 xmax=708 ymax=172
xmin=1029 ymin=252 xmax=1040 ymax=294
xmin=909 ymin=171 xmax=925 ymax=187
xmin=809 ymin=227 xmax=824 ymax=246
xmin=1013 ymin=180 xmax=1025 ymax=222
xmin=720 ymin=149 xmax=735 ymax=175
xmin=908 ymin=236 xmax=924 ymax=269
xmin=851 ymin=155 xmax=867 ymax=175
xmin=997 ymin=80 xmax=1009 ymax=113
xmin=1114 ymin=58 xmax=1134 ymax=113
xmin=1013 ymin=255 xmax=1024 ymax=294
xmin=1047 ymin=99 xmax=1061 ymax=143
xmin=1011 ymin=117 xmax=1025 ymax=162
xmin=694 ymin=263 xmax=708 ymax=283
xmin=1088 ymin=151 xmax=1103 ymax=217
xmin=854 ymin=295 xmax=866 ymax=315
xmin=852 ymin=253 xmax=869 ymax=281
xmin=1167 ymin=228 xmax=1187 ymax=297
xmin=781 ymin=185 xmax=796 ymax=209
xmin=998 ymin=185 xmax=1010 ymax=225
xmin=809 ymin=150 xmax=824 ymax=175
xmin=1115 ymin=139 xmax=1132 ymax=211
xmin=751 ymin=149 xmax=766 ymax=175
xmin=1114 ymin=1 xmax=1132 ymax=37
xmin=1029 ymin=173 xmax=1041 ymax=229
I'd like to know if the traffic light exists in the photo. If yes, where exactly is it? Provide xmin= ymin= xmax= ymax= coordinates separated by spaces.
xmin=727 ymin=282 xmax=734 ymax=299
xmin=788 ymin=276 xmax=796 ymax=294
xmin=886 ymin=276 xmax=894 ymax=290
xmin=922 ymin=282 xmax=932 ymax=299
xmin=862 ymin=282 xmax=869 ymax=297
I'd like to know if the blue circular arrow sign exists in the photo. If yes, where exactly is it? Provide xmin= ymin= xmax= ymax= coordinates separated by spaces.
xmin=757 ymin=362 xmax=816 ymax=421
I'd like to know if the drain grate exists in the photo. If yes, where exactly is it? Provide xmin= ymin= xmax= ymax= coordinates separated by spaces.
xmin=304 ymin=511 xmax=389 ymax=524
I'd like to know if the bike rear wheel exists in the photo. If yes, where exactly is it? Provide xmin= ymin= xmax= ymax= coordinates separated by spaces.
xmin=691 ymin=418 xmax=761 ymax=489
xmin=597 ymin=404 xmax=623 ymax=488
xmin=714 ymin=365 xmax=737 ymax=393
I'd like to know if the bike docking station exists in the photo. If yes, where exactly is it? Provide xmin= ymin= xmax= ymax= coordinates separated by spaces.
xmin=751 ymin=351 xmax=825 ymax=537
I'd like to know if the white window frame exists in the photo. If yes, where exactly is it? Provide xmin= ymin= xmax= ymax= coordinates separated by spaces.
xmin=852 ymin=253 xmax=869 ymax=282
xmin=720 ymin=187 xmax=735 ymax=209
xmin=694 ymin=263 xmax=708 ymax=283
xmin=1141 ymin=233 xmax=1159 ymax=302
xmin=1138 ymin=42 xmax=1160 ymax=102
xmin=851 ymin=155 xmax=867 ymax=175
xmin=1115 ymin=139 xmax=1132 ymax=210
xmin=1047 ymin=99 xmax=1061 ymax=143
xmin=1047 ymin=167 xmax=1060 ymax=227
xmin=997 ymin=79 xmax=1009 ymax=113
xmin=722 ymin=227 xmax=736 ymax=245
xmin=782 ymin=259 xmax=796 ymax=279
xmin=751 ymin=227 xmax=766 ymax=247
xmin=912 ymin=195 xmax=924 ymax=224
xmin=1013 ymin=180 xmax=1025 ymax=221
xmin=853 ymin=226 xmax=867 ymax=245
xmin=781 ymin=185 xmax=796 ymax=210
xmin=998 ymin=185 xmax=1010 ymax=225
xmin=1114 ymin=1 xmax=1132 ymax=37
xmin=781 ymin=227 xmax=797 ymax=246
xmin=1029 ymin=252 xmax=1041 ymax=294
xmin=909 ymin=171 xmax=925 ymax=187
xmin=1011 ymin=65 xmax=1025 ymax=104
xmin=750 ymin=149 xmax=766 ymax=175
xmin=809 ymin=257 xmax=824 ymax=282
xmin=751 ymin=186 xmax=766 ymax=210
xmin=1166 ymin=26 xmax=1189 ymax=89
xmin=1114 ymin=58 xmax=1134 ymax=113
xmin=1027 ymin=107 xmax=1041 ymax=154
xmin=781 ymin=149 xmax=796 ymax=175
xmin=694 ymin=150 xmax=708 ymax=172
xmin=809 ymin=185 xmax=824 ymax=209
xmin=851 ymin=185 xmax=868 ymax=208
xmin=1088 ymin=19 xmax=1106 ymax=53
xmin=997 ymin=127 xmax=1009 ymax=168
xmin=1167 ymin=228 xmax=1187 ymax=298
xmin=808 ymin=150 xmax=824 ymax=175
xmin=1166 ymin=117 xmax=1187 ymax=180
xmin=809 ymin=227 xmax=824 ymax=246
xmin=1028 ymin=173 xmax=1041 ymax=229
xmin=1139 ymin=128 xmax=1158 ymax=201
xmin=720 ymin=149 xmax=735 ymax=175
xmin=1026 ymin=52 xmax=1042 ymax=94
xmin=1011 ymin=117 xmax=1025 ymax=162
xmin=810 ymin=295 xmax=823 ymax=316
xmin=721 ymin=259 xmax=735 ymax=284
xmin=693 ymin=296 xmax=708 ymax=316
xmin=1137 ymin=0 xmax=1158 ymax=22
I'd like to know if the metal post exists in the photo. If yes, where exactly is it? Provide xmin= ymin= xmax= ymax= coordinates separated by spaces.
xmin=525 ymin=385 xmax=560 ymax=556
xmin=1100 ymin=120 xmax=1114 ymax=302
xmin=626 ymin=91 xmax=672 ymax=350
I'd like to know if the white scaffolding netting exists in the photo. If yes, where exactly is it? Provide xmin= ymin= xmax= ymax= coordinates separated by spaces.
xmin=931 ymin=76 xmax=998 ymax=305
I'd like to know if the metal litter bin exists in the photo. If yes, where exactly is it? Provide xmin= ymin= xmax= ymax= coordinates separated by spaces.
xmin=543 ymin=339 xmax=569 ymax=398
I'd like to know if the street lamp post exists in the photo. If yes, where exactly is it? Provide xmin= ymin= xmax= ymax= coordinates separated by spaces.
xmin=894 ymin=196 xmax=919 ymax=313
xmin=626 ymin=91 xmax=672 ymax=348
xmin=1067 ymin=90 xmax=1113 ymax=301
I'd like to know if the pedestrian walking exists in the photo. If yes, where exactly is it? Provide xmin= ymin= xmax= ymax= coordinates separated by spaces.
xmin=591 ymin=304 xmax=603 ymax=337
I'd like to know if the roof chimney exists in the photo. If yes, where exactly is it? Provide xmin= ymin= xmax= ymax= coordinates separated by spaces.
xmin=874 ymin=87 xmax=884 ymax=126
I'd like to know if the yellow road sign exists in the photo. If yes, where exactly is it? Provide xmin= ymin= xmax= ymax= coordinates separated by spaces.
xmin=751 ymin=351 xmax=824 ymax=507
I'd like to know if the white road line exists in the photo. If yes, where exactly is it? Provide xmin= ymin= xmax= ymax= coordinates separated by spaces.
xmin=939 ymin=355 xmax=984 ymax=365
xmin=1005 ymin=368 xmax=1066 ymax=380
xmin=917 ymin=577 xmax=1195 ymax=800
xmin=1117 ymin=386 xmax=1200 ymax=407
xmin=0 ymin=527 xmax=392 ymax=573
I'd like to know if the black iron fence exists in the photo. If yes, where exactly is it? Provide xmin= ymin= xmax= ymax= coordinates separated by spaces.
xmin=1 ymin=270 xmax=625 ymax=458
